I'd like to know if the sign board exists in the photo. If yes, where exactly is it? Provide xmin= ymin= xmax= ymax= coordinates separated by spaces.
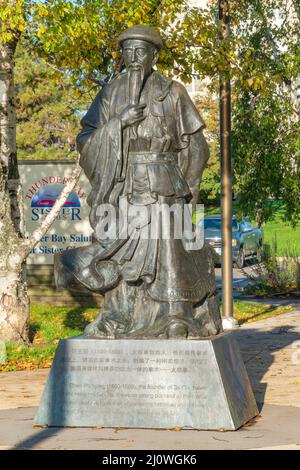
xmin=19 ymin=161 xmax=93 ymax=265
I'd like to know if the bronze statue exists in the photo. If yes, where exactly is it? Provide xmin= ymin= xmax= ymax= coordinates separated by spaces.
xmin=55 ymin=25 xmax=222 ymax=339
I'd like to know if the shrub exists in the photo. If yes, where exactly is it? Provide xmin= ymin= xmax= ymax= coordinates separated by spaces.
xmin=243 ymin=236 xmax=300 ymax=295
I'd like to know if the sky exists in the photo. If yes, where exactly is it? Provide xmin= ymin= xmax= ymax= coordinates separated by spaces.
xmin=189 ymin=0 xmax=209 ymax=7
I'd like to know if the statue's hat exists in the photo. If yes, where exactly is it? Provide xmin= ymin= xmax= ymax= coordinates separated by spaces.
xmin=118 ymin=25 xmax=163 ymax=50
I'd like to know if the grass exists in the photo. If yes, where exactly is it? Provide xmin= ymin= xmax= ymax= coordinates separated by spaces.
xmin=232 ymin=300 xmax=292 ymax=325
xmin=0 ymin=304 xmax=98 ymax=372
xmin=262 ymin=219 xmax=300 ymax=256
xmin=0 ymin=301 xmax=292 ymax=372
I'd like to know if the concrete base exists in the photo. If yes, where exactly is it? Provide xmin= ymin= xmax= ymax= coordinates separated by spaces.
xmin=222 ymin=316 xmax=239 ymax=330
xmin=35 ymin=332 xmax=258 ymax=430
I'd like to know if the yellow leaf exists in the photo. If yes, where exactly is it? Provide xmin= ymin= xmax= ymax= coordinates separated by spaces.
xmin=37 ymin=26 xmax=46 ymax=37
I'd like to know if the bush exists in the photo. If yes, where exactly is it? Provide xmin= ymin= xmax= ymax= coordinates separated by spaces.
xmin=243 ymin=236 xmax=300 ymax=296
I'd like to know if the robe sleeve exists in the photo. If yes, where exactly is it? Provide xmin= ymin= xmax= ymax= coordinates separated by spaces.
xmin=76 ymin=85 xmax=122 ymax=205
xmin=171 ymin=81 xmax=210 ymax=207
xmin=179 ymin=130 xmax=210 ymax=208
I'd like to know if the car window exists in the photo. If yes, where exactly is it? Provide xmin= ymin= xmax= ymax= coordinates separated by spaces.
xmin=203 ymin=218 xmax=239 ymax=230
xmin=204 ymin=219 xmax=221 ymax=230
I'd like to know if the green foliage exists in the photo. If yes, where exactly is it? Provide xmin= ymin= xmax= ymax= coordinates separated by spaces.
xmin=193 ymin=88 xmax=221 ymax=205
xmin=2 ymin=1 xmax=298 ymax=87
xmin=1 ymin=1 xmax=194 ymax=85
xmin=233 ymin=88 xmax=300 ymax=226
xmin=244 ymin=237 xmax=300 ymax=296
xmin=230 ymin=0 xmax=300 ymax=226
xmin=0 ymin=0 xmax=27 ymax=43
xmin=15 ymin=45 xmax=91 ymax=160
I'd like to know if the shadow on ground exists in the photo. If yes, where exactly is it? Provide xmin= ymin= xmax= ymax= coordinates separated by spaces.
xmin=235 ymin=324 xmax=300 ymax=411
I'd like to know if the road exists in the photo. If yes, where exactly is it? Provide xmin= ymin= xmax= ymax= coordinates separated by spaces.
xmin=215 ymin=264 xmax=254 ymax=292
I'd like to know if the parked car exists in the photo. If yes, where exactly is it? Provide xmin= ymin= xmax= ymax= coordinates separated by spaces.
xmin=200 ymin=215 xmax=263 ymax=268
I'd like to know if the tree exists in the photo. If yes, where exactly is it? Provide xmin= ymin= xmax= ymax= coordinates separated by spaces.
xmin=193 ymin=86 xmax=220 ymax=205
xmin=230 ymin=0 xmax=300 ymax=226
xmin=15 ymin=45 xmax=91 ymax=160
xmin=233 ymin=86 xmax=300 ymax=226
xmin=186 ymin=1 xmax=299 ymax=224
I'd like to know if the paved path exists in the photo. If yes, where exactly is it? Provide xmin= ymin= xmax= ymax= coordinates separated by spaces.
xmin=215 ymin=266 xmax=252 ymax=291
xmin=235 ymin=310 xmax=300 ymax=407
xmin=0 ymin=368 xmax=47 ymax=411
xmin=0 ymin=404 xmax=299 ymax=450
xmin=0 ymin=308 xmax=300 ymax=450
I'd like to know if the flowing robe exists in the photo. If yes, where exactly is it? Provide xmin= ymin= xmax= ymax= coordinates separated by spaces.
xmin=55 ymin=70 xmax=221 ymax=337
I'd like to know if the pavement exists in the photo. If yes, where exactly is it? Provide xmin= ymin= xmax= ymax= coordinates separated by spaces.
xmin=215 ymin=265 xmax=252 ymax=292
xmin=0 ymin=306 xmax=300 ymax=450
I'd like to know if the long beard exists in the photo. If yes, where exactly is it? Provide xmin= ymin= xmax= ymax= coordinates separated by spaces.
xmin=128 ymin=65 xmax=144 ymax=105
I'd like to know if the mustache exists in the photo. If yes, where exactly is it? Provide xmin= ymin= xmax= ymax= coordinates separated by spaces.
xmin=128 ymin=63 xmax=143 ymax=69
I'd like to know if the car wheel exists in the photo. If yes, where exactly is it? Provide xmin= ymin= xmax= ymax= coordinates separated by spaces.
xmin=256 ymin=245 xmax=262 ymax=264
xmin=236 ymin=247 xmax=245 ymax=269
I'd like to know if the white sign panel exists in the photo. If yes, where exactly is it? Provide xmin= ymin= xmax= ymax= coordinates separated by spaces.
xmin=19 ymin=161 xmax=93 ymax=265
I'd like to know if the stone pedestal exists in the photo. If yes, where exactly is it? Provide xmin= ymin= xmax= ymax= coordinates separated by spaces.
xmin=35 ymin=332 xmax=258 ymax=430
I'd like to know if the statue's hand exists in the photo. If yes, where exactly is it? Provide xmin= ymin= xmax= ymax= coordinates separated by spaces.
xmin=119 ymin=104 xmax=146 ymax=129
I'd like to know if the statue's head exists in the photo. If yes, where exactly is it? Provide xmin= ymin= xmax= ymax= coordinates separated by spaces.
xmin=118 ymin=25 xmax=163 ymax=80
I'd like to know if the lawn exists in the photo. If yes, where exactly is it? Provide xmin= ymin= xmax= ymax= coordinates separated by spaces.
xmin=0 ymin=304 xmax=98 ymax=372
xmin=232 ymin=300 xmax=292 ymax=325
xmin=0 ymin=301 xmax=292 ymax=372
xmin=262 ymin=218 xmax=300 ymax=256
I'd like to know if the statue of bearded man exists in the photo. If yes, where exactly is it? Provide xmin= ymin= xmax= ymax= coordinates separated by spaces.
xmin=55 ymin=25 xmax=223 ymax=339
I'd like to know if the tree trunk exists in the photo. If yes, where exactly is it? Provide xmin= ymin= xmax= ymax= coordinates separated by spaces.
xmin=0 ymin=40 xmax=30 ymax=342
xmin=0 ymin=39 xmax=82 ymax=342
xmin=0 ymin=268 xmax=29 ymax=342
xmin=0 ymin=194 xmax=29 ymax=342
